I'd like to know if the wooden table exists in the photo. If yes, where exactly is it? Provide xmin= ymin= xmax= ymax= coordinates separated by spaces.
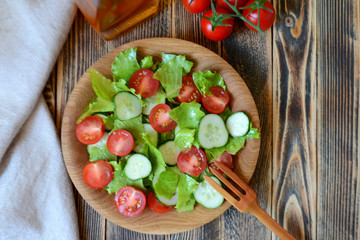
xmin=44 ymin=0 xmax=360 ymax=239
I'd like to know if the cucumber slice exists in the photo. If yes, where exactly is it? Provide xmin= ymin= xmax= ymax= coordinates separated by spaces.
xmin=158 ymin=141 xmax=181 ymax=165
xmin=124 ymin=154 xmax=152 ymax=180
xmin=152 ymin=174 xmax=178 ymax=206
xmin=113 ymin=92 xmax=142 ymax=120
xmin=144 ymin=123 xmax=158 ymax=147
xmin=194 ymin=176 xmax=224 ymax=209
xmin=198 ymin=114 xmax=228 ymax=149
xmin=226 ymin=112 xmax=250 ymax=137
xmin=142 ymin=89 xmax=166 ymax=115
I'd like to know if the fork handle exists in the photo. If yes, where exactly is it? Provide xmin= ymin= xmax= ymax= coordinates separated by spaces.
xmin=249 ymin=202 xmax=296 ymax=240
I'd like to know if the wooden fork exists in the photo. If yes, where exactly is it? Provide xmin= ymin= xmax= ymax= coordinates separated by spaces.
xmin=204 ymin=162 xmax=296 ymax=240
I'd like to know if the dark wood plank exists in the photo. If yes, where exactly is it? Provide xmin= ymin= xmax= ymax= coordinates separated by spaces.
xmin=221 ymin=19 xmax=273 ymax=240
xmin=316 ymin=0 xmax=360 ymax=239
xmin=272 ymin=0 xmax=317 ymax=239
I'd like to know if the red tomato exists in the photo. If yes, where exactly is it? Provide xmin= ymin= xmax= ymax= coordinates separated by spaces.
xmin=129 ymin=69 xmax=159 ymax=98
xmin=216 ymin=0 xmax=247 ymax=12
xmin=202 ymin=86 xmax=229 ymax=114
xmin=148 ymin=191 xmax=174 ymax=213
xmin=209 ymin=151 xmax=233 ymax=174
xmin=76 ymin=116 xmax=104 ymax=145
xmin=177 ymin=75 xmax=202 ymax=103
xmin=107 ymin=129 xmax=134 ymax=157
xmin=83 ymin=160 xmax=114 ymax=189
xmin=242 ymin=0 xmax=275 ymax=32
xmin=177 ymin=146 xmax=207 ymax=176
xmin=201 ymin=8 xmax=234 ymax=41
xmin=115 ymin=186 xmax=146 ymax=217
xmin=182 ymin=0 xmax=211 ymax=14
xmin=149 ymin=104 xmax=177 ymax=133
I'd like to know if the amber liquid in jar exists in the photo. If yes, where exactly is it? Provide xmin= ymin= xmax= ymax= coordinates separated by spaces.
xmin=76 ymin=0 xmax=159 ymax=40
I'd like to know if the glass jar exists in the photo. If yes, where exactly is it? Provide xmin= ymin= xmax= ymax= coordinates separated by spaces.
xmin=76 ymin=0 xmax=160 ymax=40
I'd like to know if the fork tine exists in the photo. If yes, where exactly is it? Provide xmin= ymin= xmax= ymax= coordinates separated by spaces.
xmin=210 ymin=166 xmax=245 ymax=198
xmin=203 ymin=175 xmax=239 ymax=206
xmin=215 ymin=162 xmax=254 ymax=194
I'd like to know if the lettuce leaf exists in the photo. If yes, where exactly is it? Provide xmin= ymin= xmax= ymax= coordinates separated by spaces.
xmin=192 ymin=70 xmax=226 ymax=96
xmin=77 ymin=97 xmax=114 ymax=123
xmin=88 ymin=145 xmax=117 ymax=162
xmin=140 ymin=56 xmax=154 ymax=69
xmin=154 ymin=167 xmax=181 ymax=200
xmin=174 ymin=128 xmax=196 ymax=151
xmin=89 ymin=69 xmax=117 ymax=101
xmin=153 ymin=53 xmax=193 ymax=98
xmin=105 ymin=160 xmax=145 ymax=194
xmin=169 ymin=102 xmax=205 ymax=129
xmin=111 ymin=48 xmax=140 ymax=82
xmin=142 ymin=133 xmax=166 ymax=176
xmin=175 ymin=174 xmax=199 ymax=212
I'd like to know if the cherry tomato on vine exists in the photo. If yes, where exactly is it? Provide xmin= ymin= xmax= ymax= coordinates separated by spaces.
xmin=201 ymin=8 xmax=234 ymax=41
xmin=242 ymin=0 xmax=275 ymax=32
xmin=182 ymin=0 xmax=211 ymax=14
xmin=202 ymin=86 xmax=229 ymax=114
xmin=115 ymin=186 xmax=146 ymax=217
xmin=215 ymin=0 xmax=247 ymax=13
xmin=148 ymin=191 xmax=174 ymax=213
xmin=83 ymin=160 xmax=114 ymax=189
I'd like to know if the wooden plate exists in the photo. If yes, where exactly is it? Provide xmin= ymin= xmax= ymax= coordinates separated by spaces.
xmin=61 ymin=38 xmax=260 ymax=234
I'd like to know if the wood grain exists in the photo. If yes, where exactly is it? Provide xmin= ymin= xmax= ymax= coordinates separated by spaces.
xmin=272 ymin=0 xmax=317 ymax=239
xmin=316 ymin=0 xmax=360 ymax=239
xmin=61 ymin=38 xmax=260 ymax=234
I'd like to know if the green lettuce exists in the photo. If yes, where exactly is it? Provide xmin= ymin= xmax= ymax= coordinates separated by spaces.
xmin=88 ymin=145 xmax=117 ymax=162
xmin=89 ymin=69 xmax=117 ymax=101
xmin=77 ymin=97 xmax=113 ymax=123
xmin=175 ymin=174 xmax=199 ymax=212
xmin=111 ymin=48 xmax=140 ymax=82
xmin=140 ymin=56 xmax=155 ymax=70
xmin=153 ymin=53 xmax=193 ymax=98
xmin=169 ymin=102 xmax=205 ymax=129
xmin=192 ymin=70 xmax=226 ymax=96
xmin=174 ymin=128 xmax=196 ymax=151
xmin=142 ymin=133 xmax=166 ymax=176
xmin=105 ymin=160 xmax=145 ymax=194
xmin=154 ymin=167 xmax=181 ymax=200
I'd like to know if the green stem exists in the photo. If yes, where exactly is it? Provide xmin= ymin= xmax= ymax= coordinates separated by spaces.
xmin=221 ymin=0 xmax=265 ymax=34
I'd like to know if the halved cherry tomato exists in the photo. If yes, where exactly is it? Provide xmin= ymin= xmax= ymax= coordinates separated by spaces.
xmin=177 ymin=75 xmax=202 ymax=103
xmin=76 ymin=116 xmax=104 ymax=145
xmin=242 ymin=0 xmax=275 ymax=32
xmin=177 ymin=146 xmax=207 ymax=176
xmin=148 ymin=191 xmax=174 ymax=214
xmin=83 ymin=160 xmax=114 ymax=189
xmin=115 ymin=186 xmax=146 ymax=217
xmin=209 ymin=151 xmax=233 ymax=174
xmin=107 ymin=129 xmax=134 ymax=156
xmin=129 ymin=69 xmax=159 ymax=98
xmin=149 ymin=104 xmax=177 ymax=133
xmin=182 ymin=0 xmax=211 ymax=14
xmin=202 ymin=86 xmax=229 ymax=114
xmin=201 ymin=8 xmax=234 ymax=41
xmin=215 ymin=0 xmax=247 ymax=13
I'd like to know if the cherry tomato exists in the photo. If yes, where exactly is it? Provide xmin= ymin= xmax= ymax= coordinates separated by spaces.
xmin=83 ymin=160 xmax=114 ymax=189
xmin=242 ymin=0 xmax=275 ymax=32
xmin=202 ymin=86 xmax=229 ymax=114
xmin=129 ymin=69 xmax=159 ymax=98
xmin=76 ymin=116 xmax=104 ymax=145
xmin=149 ymin=104 xmax=177 ymax=133
xmin=182 ymin=0 xmax=211 ymax=14
xmin=177 ymin=75 xmax=202 ymax=103
xmin=201 ymin=8 xmax=234 ymax=41
xmin=209 ymin=151 xmax=233 ymax=174
xmin=115 ymin=186 xmax=146 ymax=217
xmin=107 ymin=129 xmax=134 ymax=157
xmin=215 ymin=0 xmax=247 ymax=13
xmin=177 ymin=146 xmax=207 ymax=176
xmin=148 ymin=191 xmax=174 ymax=213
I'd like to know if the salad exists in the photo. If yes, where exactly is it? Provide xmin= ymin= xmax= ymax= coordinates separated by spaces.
xmin=75 ymin=48 xmax=260 ymax=217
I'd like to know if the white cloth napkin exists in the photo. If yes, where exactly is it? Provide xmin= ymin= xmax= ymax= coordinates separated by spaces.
xmin=0 ymin=0 xmax=79 ymax=239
